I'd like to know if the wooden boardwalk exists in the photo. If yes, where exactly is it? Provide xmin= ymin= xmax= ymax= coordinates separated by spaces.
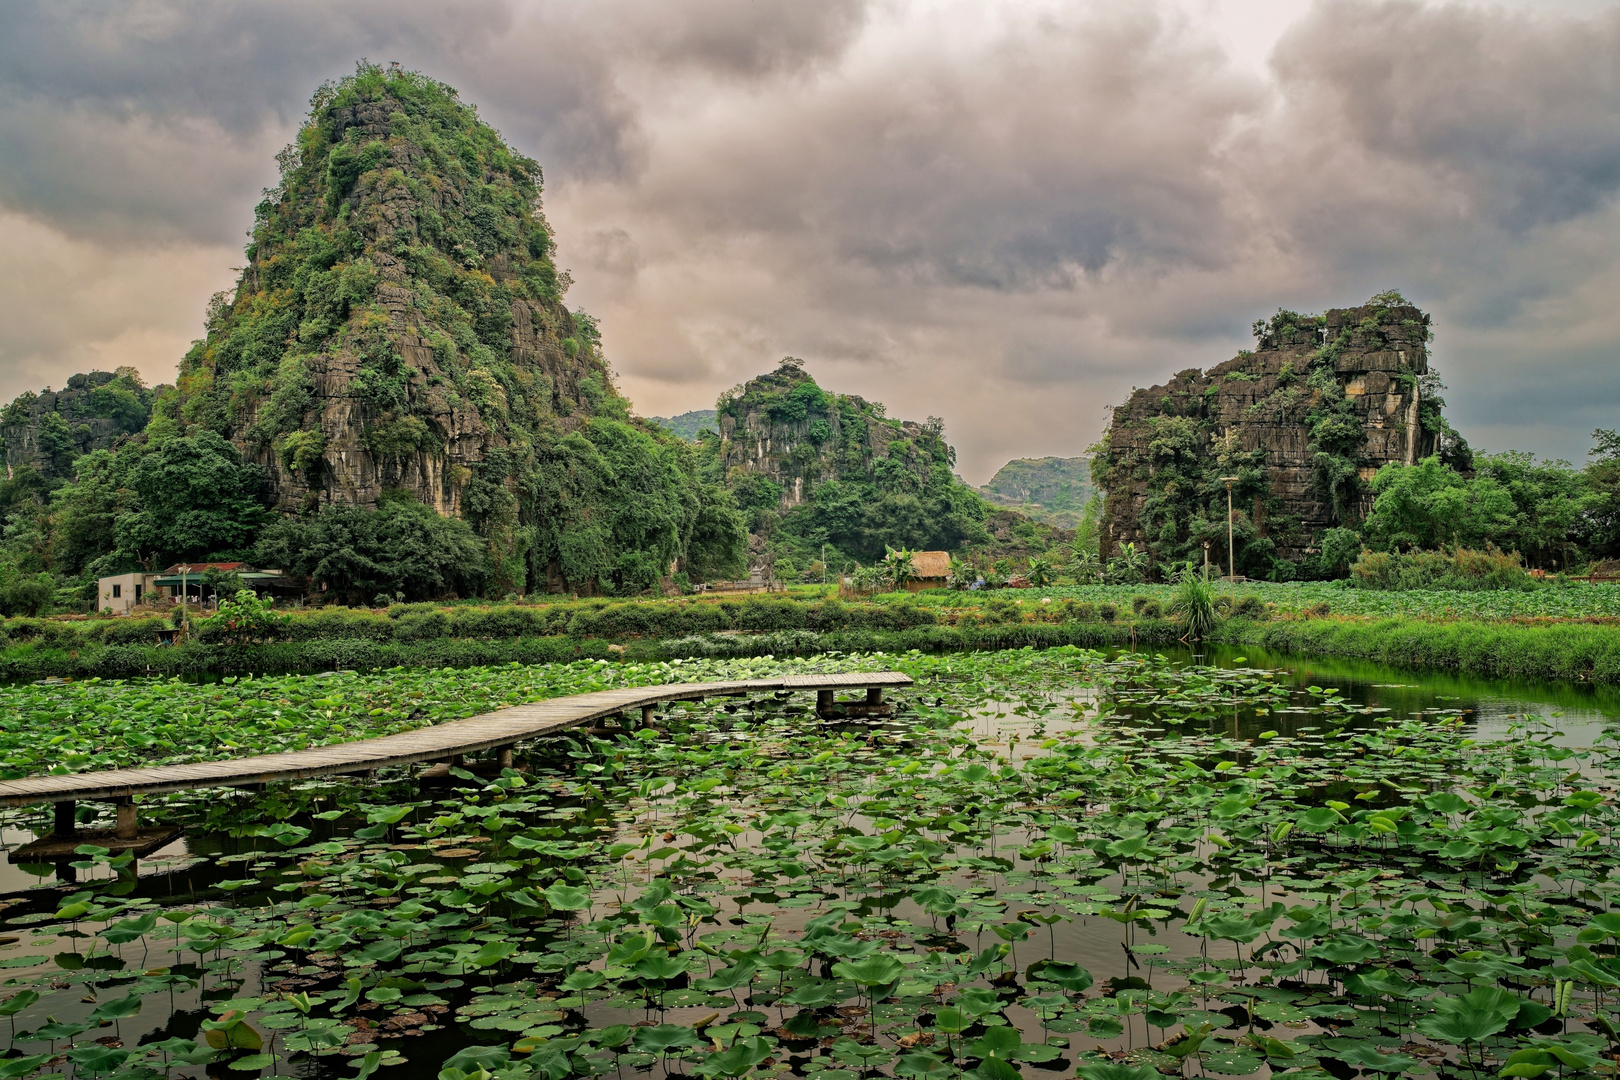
xmin=0 ymin=672 xmax=912 ymax=814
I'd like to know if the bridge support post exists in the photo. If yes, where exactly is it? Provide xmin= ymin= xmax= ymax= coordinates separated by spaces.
xmin=641 ymin=704 xmax=656 ymax=726
xmin=497 ymin=746 xmax=514 ymax=769
xmin=115 ymin=799 xmax=138 ymax=841
xmin=818 ymin=690 xmax=834 ymax=715
xmin=866 ymin=687 xmax=884 ymax=706
xmin=54 ymin=800 xmax=76 ymax=840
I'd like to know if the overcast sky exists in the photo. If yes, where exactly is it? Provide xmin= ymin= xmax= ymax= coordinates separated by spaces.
xmin=2 ymin=0 xmax=1618 ymax=482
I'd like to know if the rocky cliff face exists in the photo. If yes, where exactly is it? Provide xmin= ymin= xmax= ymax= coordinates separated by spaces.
xmin=2 ymin=369 xmax=156 ymax=482
xmin=1097 ymin=295 xmax=1462 ymax=575
xmin=716 ymin=361 xmax=943 ymax=507
xmin=169 ymin=64 xmax=614 ymax=518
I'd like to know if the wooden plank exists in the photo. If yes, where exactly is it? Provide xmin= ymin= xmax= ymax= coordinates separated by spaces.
xmin=0 ymin=671 xmax=912 ymax=807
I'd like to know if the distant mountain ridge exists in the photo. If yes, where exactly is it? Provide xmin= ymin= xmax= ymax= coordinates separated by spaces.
xmin=646 ymin=409 xmax=717 ymax=442
xmin=979 ymin=456 xmax=1094 ymax=528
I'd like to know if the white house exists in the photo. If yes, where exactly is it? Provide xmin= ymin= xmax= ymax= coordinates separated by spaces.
xmin=96 ymin=572 xmax=163 ymax=615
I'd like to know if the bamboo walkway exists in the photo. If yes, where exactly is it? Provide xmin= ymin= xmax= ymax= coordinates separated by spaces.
xmin=0 ymin=672 xmax=911 ymax=854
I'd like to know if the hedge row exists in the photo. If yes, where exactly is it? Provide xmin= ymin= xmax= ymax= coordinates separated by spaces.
xmin=0 ymin=620 xmax=1181 ymax=679
xmin=0 ymin=636 xmax=615 ymax=680
xmin=1216 ymin=616 xmax=1620 ymax=684
xmin=0 ymin=596 xmax=950 ymax=650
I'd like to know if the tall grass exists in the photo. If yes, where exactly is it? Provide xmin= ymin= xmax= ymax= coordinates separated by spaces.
xmin=1169 ymin=566 xmax=1218 ymax=641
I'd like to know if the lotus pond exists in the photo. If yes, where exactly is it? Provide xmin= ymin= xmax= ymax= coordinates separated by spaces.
xmin=3 ymin=648 xmax=1620 ymax=1080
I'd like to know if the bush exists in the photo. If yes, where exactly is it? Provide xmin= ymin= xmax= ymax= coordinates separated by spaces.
xmin=1139 ymin=600 xmax=1163 ymax=619
xmin=1072 ymin=601 xmax=1097 ymax=621
xmin=1099 ymin=602 xmax=1117 ymax=622
xmin=1349 ymin=547 xmax=1536 ymax=592
xmin=1130 ymin=595 xmax=1152 ymax=615
xmin=1232 ymin=595 xmax=1265 ymax=618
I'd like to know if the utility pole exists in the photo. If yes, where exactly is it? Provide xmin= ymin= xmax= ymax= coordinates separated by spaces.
xmin=1219 ymin=477 xmax=1239 ymax=581
xmin=1202 ymin=540 xmax=1211 ymax=582
xmin=179 ymin=563 xmax=191 ymax=635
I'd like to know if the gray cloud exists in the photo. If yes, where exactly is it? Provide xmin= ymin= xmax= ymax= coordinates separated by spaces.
xmin=4 ymin=0 xmax=1620 ymax=479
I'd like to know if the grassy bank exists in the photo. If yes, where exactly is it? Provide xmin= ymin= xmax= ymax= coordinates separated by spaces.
xmin=1215 ymin=614 xmax=1620 ymax=684
xmin=14 ymin=583 xmax=1620 ymax=684
xmin=0 ymin=621 xmax=1185 ymax=679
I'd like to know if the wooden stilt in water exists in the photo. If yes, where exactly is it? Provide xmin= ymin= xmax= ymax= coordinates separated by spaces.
xmin=53 ymin=800 xmax=76 ymax=840
xmin=497 ymin=746 xmax=514 ymax=769
xmin=641 ymin=704 xmax=656 ymax=725
xmin=115 ymin=799 xmax=138 ymax=841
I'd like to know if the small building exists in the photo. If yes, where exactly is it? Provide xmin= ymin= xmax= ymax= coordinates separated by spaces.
xmin=905 ymin=551 xmax=952 ymax=591
xmin=96 ymin=572 xmax=162 ymax=615
xmin=97 ymin=562 xmax=300 ymax=615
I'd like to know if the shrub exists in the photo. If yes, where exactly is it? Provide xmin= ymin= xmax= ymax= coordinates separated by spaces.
xmin=1131 ymin=595 xmax=1152 ymax=615
xmin=1169 ymin=567 xmax=1218 ymax=641
xmin=1099 ymin=603 xmax=1117 ymax=622
xmin=1139 ymin=600 xmax=1163 ymax=619
xmin=1072 ymin=601 xmax=1097 ymax=621
xmin=1349 ymin=546 xmax=1536 ymax=592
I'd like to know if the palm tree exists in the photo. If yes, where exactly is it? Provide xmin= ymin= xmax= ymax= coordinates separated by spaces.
xmin=1108 ymin=541 xmax=1147 ymax=584
xmin=1071 ymin=550 xmax=1101 ymax=584
xmin=882 ymin=547 xmax=917 ymax=591
xmin=948 ymin=557 xmax=977 ymax=591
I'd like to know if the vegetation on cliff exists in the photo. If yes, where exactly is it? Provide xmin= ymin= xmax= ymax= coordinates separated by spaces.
xmin=1094 ymin=292 xmax=1465 ymax=580
xmin=0 ymin=63 xmax=747 ymax=603
xmin=977 ymin=456 xmax=1095 ymax=527
xmin=702 ymin=360 xmax=1061 ymax=578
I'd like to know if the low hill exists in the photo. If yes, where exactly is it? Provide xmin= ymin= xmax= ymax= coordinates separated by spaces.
xmin=1 ymin=369 xmax=158 ymax=482
xmin=979 ymin=456 xmax=1093 ymax=527
xmin=646 ymin=409 xmax=717 ymax=441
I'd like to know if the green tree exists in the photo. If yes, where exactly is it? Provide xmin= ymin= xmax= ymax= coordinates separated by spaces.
xmin=254 ymin=493 xmax=490 ymax=603
xmin=685 ymin=485 xmax=748 ymax=582
xmin=112 ymin=432 xmax=270 ymax=567
xmin=1362 ymin=456 xmax=1515 ymax=554
xmin=49 ymin=450 xmax=138 ymax=575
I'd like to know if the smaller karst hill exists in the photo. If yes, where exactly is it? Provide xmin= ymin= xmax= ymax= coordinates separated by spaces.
xmin=1095 ymin=292 xmax=1469 ymax=580
xmin=2 ymin=369 xmax=158 ymax=483
xmin=703 ymin=359 xmax=1065 ymax=568
xmin=979 ymin=457 xmax=1094 ymax=528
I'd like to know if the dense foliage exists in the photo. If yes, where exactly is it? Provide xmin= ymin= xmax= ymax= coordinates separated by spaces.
xmin=976 ymin=456 xmax=1094 ymax=528
xmin=0 ymin=64 xmax=745 ymax=604
xmin=702 ymin=362 xmax=1054 ymax=581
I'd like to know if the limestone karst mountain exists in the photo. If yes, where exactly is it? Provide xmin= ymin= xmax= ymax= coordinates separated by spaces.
xmin=159 ymin=63 xmax=739 ymax=593
xmin=2 ymin=369 xmax=157 ymax=482
xmin=1096 ymin=293 xmax=1468 ymax=578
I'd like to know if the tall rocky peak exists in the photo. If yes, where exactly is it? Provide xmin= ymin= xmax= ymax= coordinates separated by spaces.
xmin=716 ymin=360 xmax=952 ymax=506
xmin=167 ymin=63 xmax=619 ymax=517
xmin=1097 ymin=293 xmax=1467 ymax=576
xmin=2 ymin=369 xmax=157 ymax=482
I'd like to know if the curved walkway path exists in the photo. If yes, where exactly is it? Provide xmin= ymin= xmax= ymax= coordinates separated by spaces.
xmin=0 ymin=672 xmax=911 ymax=815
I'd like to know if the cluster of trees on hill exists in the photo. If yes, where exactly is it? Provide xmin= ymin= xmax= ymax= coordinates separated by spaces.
xmin=689 ymin=362 xmax=1068 ymax=584
xmin=1109 ymin=433 xmax=1620 ymax=585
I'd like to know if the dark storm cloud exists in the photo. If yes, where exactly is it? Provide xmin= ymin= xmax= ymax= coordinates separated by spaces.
xmin=627 ymin=6 xmax=1265 ymax=290
xmin=0 ymin=0 xmax=641 ymax=244
xmin=5 ymin=0 xmax=1620 ymax=476
xmin=1269 ymin=0 xmax=1620 ymax=233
